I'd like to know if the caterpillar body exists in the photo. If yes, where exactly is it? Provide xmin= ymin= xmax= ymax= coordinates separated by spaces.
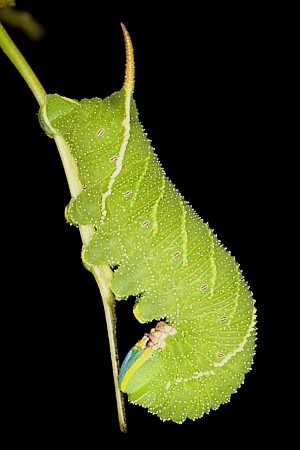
xmin=39 ymin=24 xmax=257 ymax=424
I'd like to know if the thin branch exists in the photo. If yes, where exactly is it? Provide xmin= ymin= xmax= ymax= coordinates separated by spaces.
xmin=0 ymin=21 xmax=46 ymax=106
xmin=0 ymin=20 xmax=127 ymax=432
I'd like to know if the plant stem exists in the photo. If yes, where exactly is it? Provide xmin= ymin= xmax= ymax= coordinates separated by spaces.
xmin=0 ymin=21 xmax=127 ymax=432
xmin=53 ymin=134 xmax=127 ymax=433
xmin=0 ymin=21 xmax=46 ymax=106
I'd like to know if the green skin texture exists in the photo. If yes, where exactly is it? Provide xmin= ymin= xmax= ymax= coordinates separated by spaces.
xmin=39 ymin=89 xmax=257 ymax=424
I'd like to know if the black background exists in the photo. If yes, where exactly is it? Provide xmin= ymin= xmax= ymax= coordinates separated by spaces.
xmin=1 ymin=0 xmax=280 ymax=446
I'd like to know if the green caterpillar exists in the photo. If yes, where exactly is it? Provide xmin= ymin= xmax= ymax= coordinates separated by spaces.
xmin=39 ymin=24 xmax=257 ymax=424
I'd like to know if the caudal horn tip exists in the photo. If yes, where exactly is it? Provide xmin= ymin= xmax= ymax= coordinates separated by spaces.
xmin=121 ymin=22 xmax=135 ymax=93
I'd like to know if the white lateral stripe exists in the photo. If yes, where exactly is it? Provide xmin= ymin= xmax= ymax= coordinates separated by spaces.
xmin=100 ymin=92 xmax=131 ymax=222
xmin=174 ymin=306 xmax=257 ymax=384
xmin=213 ymin=306 xmax=257 ymax=368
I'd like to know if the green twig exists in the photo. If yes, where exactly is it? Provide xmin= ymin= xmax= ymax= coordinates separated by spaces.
xmin=0 ymin=20 xmax=127 ymax=432
xmin=0 ymin=21 xmax=45 ymax=105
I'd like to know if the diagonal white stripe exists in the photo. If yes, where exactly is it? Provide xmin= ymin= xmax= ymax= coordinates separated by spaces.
xmin=100 ymin=92 xmax=131 ymax=223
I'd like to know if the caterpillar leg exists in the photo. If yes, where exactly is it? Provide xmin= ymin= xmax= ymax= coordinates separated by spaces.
xmin=82 ymin=230 xmax=124 ymax=269
xmin=111 ymin=262 xmax=151 ymax=300
xmin=65 ymin=188 xmax=102 ymax=226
